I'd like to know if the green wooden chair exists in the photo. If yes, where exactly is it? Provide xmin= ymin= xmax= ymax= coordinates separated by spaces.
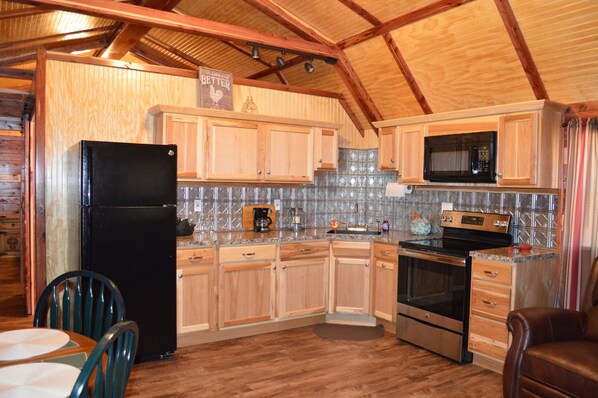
xmin=70 ymin=320 xmax=139 ymax=398
xmin=34 ymin=270 xmax=126 ymax=341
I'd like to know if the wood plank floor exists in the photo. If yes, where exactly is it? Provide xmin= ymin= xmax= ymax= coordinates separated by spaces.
xmin=126 ymin=327 xmax=502 ymax=397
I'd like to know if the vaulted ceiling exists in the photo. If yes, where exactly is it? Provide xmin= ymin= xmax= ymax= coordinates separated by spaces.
xmin=1 ymin=0 xmax=597 ymax=132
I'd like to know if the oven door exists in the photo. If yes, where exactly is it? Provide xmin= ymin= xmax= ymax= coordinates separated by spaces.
xmin=397 ymin=248 xmax=471 ymax=332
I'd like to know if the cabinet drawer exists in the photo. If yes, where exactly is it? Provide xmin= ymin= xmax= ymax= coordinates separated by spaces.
xmin=220 ymin=244 xmax=276 ymax=263
xmin=279 ymin=241 xmax=329 ymax=261
xmin=471 ymin=281 xmax=511 ymax=320
xmin=332 ymin=241 xmax=370 ymax=258
xmin=472 ymin=260 xmax=512 ymax=285
xmin=177 ymin=247 xmax=214 ymax=266
xmin=373 ymin=243 xmax=398 ymax=262
xmin=468 ymin=314 xmax=508 ymax=360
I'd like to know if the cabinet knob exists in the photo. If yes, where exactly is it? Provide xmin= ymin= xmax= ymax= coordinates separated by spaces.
xmin=483 ymin=270 xmax=499 ymax=277
xmin=282 ymin=265 xmax=286 ymax=270
xmin=177 ymin=273 xmax=183 ymax=279
xmin=272 ymin=266 xmax=277 ymax=270
xmin=242 ymin=252 xmax=256 ymax=257
xmin=381 ymin=264 xmax=386 ymax=269
xmin=318 ymin=159 xmax=322 ymax=163
xmin=257 ymin=170 xmax=262 ymax=175
xmin=365 ymin=263 xmax=369 ymax=268
xmin=188 ymin=256 xmax=203 ymax=262
xmin=496 ymin=172 xmax=503 ymax=178
xmin=390 ymin=158 xmax=395 ymax=163
xmin=398 ymin=172 xmax=402 ymax=177
xmin=267 ymin=170 xmax=271 ymax=175
xmin=300 ymin=248 xmax=312 ymax=253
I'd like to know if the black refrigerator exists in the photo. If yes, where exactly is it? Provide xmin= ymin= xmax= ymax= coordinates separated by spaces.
xmin=80 ymin=140 xmax=177 ymax=362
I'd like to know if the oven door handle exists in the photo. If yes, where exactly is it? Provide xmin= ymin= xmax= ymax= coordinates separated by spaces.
xmin=398 ymin=248 xmax=467 ymax=267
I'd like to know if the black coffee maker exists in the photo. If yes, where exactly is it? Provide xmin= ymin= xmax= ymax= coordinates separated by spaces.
xmin=253 ymin=207 xmax=272 ymax=233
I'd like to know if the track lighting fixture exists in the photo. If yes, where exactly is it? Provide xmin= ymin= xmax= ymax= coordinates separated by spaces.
xmin=304 ymin=59 xmax=314 ymax=73
xmin=251 ymin=45 xmax=260 ymax=59
xmin=247 ymin=42 xmax=337 ymax=73
xmin=276 ymin=52 xmax=286 ymax=68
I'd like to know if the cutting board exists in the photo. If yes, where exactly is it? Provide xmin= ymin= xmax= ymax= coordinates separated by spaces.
xmin=242 ymin=204 xmax=276 ymax=231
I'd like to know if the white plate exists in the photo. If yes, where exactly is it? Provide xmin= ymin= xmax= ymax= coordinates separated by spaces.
xmin=0 ymin=329 xmax=69 ymax=361
xmin=0 ymin=362 xmax=80 ymax=398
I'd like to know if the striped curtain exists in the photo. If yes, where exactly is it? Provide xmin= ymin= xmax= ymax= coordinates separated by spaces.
xmin=560 ymin=118 xmax=598 ymax=310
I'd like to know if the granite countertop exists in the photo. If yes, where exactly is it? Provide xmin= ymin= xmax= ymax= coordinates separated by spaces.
xmin=471 ymin=246 xmax=558 ymax=263
xmin=176 ymin=228 xmax=436 ymax=248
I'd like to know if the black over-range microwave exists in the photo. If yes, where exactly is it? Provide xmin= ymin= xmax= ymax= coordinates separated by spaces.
xmin=423 ymin=131 xmax=497 ymax=183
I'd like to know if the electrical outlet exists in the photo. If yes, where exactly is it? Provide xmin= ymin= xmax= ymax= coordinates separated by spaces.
xmin=194 ymin=200 xmax=201 ymax=212
xmin=273 ymin=199 xmax=281 ymax=211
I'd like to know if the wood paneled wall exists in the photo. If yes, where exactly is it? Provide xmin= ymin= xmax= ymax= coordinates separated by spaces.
xmin=43 ymin=58 xmax=370 ymax=279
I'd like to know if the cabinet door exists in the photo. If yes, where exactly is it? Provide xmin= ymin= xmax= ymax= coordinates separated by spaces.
xmin=373 ymin=260 xmax=396 ymax=322
xmin=497 ymin=113 xmax=539 ymax=186
xmin=205 ymin=118 xmax=261 ymax=181
xmin=398 ymin=124 xmax=425 ymax=184
xmin=264 ymin=124 xmax=313 ymax=182
xmin=378 ymin=126 xmax=398 ymax=170
xmin=160 ymin=114 xmax=201 ymax=178
xmin=334 ymin=257 xmax=370 ymax=314
xmin=278 ymin=258 xmax=328 ymax=318
xmin=314 ymin=128 xmax=338 ymax=170
xmin=176 ymin=265 xmax=214 ymax=333
xmin=219 ymin=262 xmax=275 ymax=327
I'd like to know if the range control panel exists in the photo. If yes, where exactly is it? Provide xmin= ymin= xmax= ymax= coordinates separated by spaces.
xmin=440 ymin=210 xmax=511 ymax=234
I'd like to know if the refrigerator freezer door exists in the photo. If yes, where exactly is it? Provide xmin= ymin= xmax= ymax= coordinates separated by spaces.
xmin=81 ymin=206 xmax=177 ymax=362
xmin=81 ymin=141 xmax=177 ymax=207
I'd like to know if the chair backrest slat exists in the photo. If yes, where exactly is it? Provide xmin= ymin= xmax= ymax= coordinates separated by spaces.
xmin=33 ymin=270 xmax=126 ymax=342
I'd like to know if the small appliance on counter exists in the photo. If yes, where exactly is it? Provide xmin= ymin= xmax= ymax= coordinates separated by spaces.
xmin=289 ymin=207 xmax=304 ymax=231
xmin=253 ymin=207 xmax=273 ymax=233
xmin=241 ymin=204 xmax=276 ymax=231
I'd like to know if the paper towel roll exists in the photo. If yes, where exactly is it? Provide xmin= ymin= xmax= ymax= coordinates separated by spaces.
xmin=385 ymin=182 xmax=411 ymax=197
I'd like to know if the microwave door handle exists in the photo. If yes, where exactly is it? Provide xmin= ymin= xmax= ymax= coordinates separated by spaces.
xmin=471 ymin=146 xmax=479 ymax=174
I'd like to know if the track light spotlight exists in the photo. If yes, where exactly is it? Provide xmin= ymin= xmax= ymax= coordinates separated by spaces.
xmin=304 ymin=59 xmax=314 ymax=73
xmin=276 ymin=52 xmax=286 ymax=68
xmin=251 ymin=45 xmax=260 ymax=59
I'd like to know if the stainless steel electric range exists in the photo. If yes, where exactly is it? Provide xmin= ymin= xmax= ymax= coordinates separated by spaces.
xmin=397 ymin=210 xmax=512 ymax=364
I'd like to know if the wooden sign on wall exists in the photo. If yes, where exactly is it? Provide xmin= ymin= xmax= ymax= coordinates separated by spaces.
xmin=198 ymin=67 xmax=233 ymax=111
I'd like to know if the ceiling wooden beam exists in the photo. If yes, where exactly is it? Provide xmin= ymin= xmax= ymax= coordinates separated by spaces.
xmin=0 ymin=26 xmax=114 ymax=52
xmin=337 ymin=0 xmax=475 ymax=49
xmin=18 ymin=0 xmax=337 ymax=59
xmin=0 ymin=6 xmax=54 ymax=19
xmin=241 ymin=0 xmax=331 ymax=45
xmin=337 ymin=0 xmax=379 ymax=26
xmin=566 ymin=100 xmax=598 ymax=120
xmin=99 ymin=0 xmax=181 ymax=60
xmin=0 ymin=67 xmax=35 ymax=80
xmin=494 ymin=0 xmax=548 ymax=100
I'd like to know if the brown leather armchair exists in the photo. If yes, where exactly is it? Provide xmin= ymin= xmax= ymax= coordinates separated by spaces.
xmin=503 ymin=256 xmax=598 ymax=397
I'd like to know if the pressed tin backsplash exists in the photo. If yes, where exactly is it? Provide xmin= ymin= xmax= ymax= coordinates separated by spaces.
xmin=178 ymin=148 xmax=558 ymax=248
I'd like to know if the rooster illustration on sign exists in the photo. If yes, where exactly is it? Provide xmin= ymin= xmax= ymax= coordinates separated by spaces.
xmin=209 ymin=84 xmax=224 ymax=107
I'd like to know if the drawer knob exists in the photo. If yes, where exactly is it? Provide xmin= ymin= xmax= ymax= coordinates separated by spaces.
xmin=300 ymin=248 xmax=312 ymax=253
xmin=381 ymin=264 xmax=386 ymax=269
xmin=483 ymin=270 xmax=499 ymax=277
xmin=178 ymin=273 xmax=183 ymax=279
xmin=242 ymin=252 xmax=256 ymax=257
xmin=381 ymin=251 xmax=391 ymax=256
xmin=282 ymin=265 xmax=287 ymax=270
xmin=365 ymin=263 xmax=369 ymax=268
xmin=482 ymin=299 xmax=497 ymax=307
xmin=188 ymin=256 xmax=203 ymax=262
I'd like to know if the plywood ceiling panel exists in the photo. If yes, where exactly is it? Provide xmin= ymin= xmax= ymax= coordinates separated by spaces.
xmin=279 ymin=62 xmax=371 ymax=130
xmin=352 ymin=0 xmax=445 ymax=23
xmin=390 ymin=0 xmax=534 ymax=113
xmin=510 ymin=0 xmax=598 ymax=104
xmin=148 ymin=29 xmax=270 ymax=77
xmin=273 ymin=0 xmax=373 ymax=42
xmin=344 ymin=36 xmax=423 ymax=119
xmin=176 ymin=0 xmax=301 ymax=39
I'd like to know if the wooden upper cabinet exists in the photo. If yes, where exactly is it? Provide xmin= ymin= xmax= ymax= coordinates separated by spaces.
xmin=155 ymin=113 xmax=202 ymax=178
xmin=265 ymin=124 xmax=313 ymax=182
xmin=314 ymin=128 xmax=338 ymax=171
xmin=497 ymin=112 xmax=539 ymax=187
xmin=205 ymin=118 xmax=261 ymax=181
xmin=398 ymin=124 xmax=425 ymax=184
xmin=378 ymin=126 xmax=398 ymax=171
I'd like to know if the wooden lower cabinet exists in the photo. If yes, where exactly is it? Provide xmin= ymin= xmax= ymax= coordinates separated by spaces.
xmin=176 ymin=247 xmax=215 ymax=334
xmin=219 ymin=245 xmax=277 ymax=328
xmin=372 ymin=243 xmax=398 ymax=322
xmin=468 ymin=255 xmax=557 ymax=371
xmin=332 ymin=242 xmax=371 ymax=315
xmin=278 ymin=258 xmax=328 ymax=318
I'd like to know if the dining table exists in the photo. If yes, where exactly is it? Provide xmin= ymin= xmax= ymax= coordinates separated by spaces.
xmin=0 ymin=327 xmax=97 ymax=398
